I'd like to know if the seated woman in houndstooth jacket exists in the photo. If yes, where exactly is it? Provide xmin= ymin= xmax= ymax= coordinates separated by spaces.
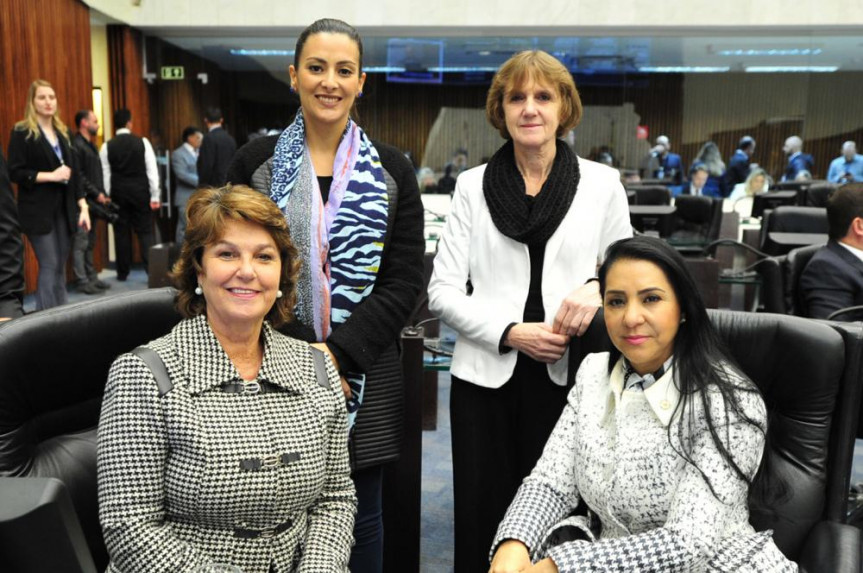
xmin=490 ymin=235 xmax=797 ymax=573
xmin=97 ymin=184 xmax=356 ymax=573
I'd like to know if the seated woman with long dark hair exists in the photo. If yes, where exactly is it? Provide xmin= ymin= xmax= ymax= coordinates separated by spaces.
xmin=490 ymin=235 xmax=796 ymax=572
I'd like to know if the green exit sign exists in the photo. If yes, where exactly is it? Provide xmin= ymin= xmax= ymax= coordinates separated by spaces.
xmin=161 ymin=66 xmax=184 ymax=80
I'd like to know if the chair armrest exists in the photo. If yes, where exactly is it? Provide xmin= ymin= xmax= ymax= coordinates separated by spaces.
xmin=0 ymin=477 xmax=97 ymax=572
xmin=701 ymin=238 xmax=770 ymax=259
xmin=798 ymin=520 xmax=862 ymax=573
xmin=827 ymin=305 xmax=863 ymax=321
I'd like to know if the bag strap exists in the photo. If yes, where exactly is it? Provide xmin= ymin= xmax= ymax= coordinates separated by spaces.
xmin=131 ymin=346 xmax=173 ymax=397
xmin=309 ymin=346 xmax=330 ymax=389
xmin=132 ymin=345 xmax=328 ymax=395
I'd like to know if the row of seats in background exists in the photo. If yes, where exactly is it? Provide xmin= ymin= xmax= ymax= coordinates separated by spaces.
xmin=626 ymin=179 xmax=838 ymax=254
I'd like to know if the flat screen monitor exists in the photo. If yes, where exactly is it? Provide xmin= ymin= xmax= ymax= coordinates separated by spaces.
xmin=386 ymin=39 xmax=444 ymax=84
xmin=751 ymin=191 xmax=798 ymax=218
xmin=629 ymin=205 xmax=676 ymax=238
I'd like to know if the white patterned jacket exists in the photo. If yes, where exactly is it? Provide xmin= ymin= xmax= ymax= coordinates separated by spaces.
xmin=97 ymin=315 xmax=356 ymax=573
xmin=492 ymin=352 xmax=797 ymax=572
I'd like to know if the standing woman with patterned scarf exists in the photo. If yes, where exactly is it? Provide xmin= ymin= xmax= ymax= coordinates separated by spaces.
xmin=227 ymin=18 xmax=425 ymax=573
xmin=427 ymin=51 xmax=632 ymax=572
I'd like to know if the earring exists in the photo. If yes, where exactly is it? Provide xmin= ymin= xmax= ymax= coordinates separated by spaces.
xmin=680 ymin=316 xmax=687 ymax=324
xmin=195 ymin=285 xmax=203 ymax=295
xmin=289 ymin=85 xmax=296 ymax=94
xmin=276 ymin=289 xmax=284 ymax=299
xmin=357 ymin=91 xmax=363 ymax=99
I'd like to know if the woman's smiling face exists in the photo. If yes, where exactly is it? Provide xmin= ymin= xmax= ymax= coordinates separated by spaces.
xmin=603 ymin=258 xmax=681 ymax=375
xmin=289 ymin=32 xmax=366 ymax=129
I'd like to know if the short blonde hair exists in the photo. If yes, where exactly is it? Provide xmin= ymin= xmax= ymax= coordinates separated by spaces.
xmin=486 ymin=51 xmax=583 ymax=140
xmin=171 ymin=184 xmax=300 ymax=328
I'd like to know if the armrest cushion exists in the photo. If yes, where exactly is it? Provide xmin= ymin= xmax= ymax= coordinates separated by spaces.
xmin=0 ymin=477 xmax=97 ymax=572
xmin=798 ymin=520 xmax=862 ymax=573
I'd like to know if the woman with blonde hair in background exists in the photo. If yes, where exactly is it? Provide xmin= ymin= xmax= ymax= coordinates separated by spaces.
xmin=7 ymin=79 xmax=90 ymax=310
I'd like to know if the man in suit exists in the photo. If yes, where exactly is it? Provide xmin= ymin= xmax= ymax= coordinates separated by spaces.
xmin=197 ymin=107 xmax=236 ymax=188
xmin=71 ymin=109 xmax=111 ymax=294
xmin=827 ymin=141 xmax=863 ymax=184
xmin=681 ymin=164 xmax=713 ymax=197
xmin=0 ymin=150 xmax=24 ymax=319
xmin=799 ymin=182 xmax=863 ymax=321
xmin=782 ymin=135 xmax=815 ymax=182
xmin=723 ymin=135 xmax=755 ymax=191
xmin=100 ymin=108 xmax=161 ymax=281
xmin=171 ymin=125 xmax=202 ymax=244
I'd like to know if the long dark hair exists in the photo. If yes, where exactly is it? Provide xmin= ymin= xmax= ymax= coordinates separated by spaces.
xmin=598 ymin=235 xmax=766 ymax=502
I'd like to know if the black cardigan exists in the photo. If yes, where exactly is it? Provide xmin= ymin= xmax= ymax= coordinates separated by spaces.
xmin=227 ymin=134 xmax=425 ymax=468
xmin=7 ymin=127 xmax=83 ymax=236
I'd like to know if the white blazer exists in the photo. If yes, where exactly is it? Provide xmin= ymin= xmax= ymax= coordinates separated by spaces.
xmin=428 ymin=157 xmax=632 ymax=388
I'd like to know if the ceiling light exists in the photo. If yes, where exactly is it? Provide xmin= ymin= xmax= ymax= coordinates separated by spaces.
xmin=717 ymin=48 xmax=823 ymax=57
xmin=638 ymin=66 xmax=730 ymax=73
xmin=229 ymin=49 xmax=294 ymax=57
xmin=745 ymin=65 xmax=838 ymax=72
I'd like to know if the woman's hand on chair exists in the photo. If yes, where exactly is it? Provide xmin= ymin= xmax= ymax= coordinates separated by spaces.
xmin=553 ymin=281 xmax=602 ymax=337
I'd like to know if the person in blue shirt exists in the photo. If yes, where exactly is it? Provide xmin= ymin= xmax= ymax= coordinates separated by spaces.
xmin=641 ymin=135 xmax=683 ymax=185
xmin=782 ymin=135 xmax=815 ymax=181
xmin=827 ymin=141 xmax=863 ymax=184
xmin=723 ymin=135 xmax=756 ymax=191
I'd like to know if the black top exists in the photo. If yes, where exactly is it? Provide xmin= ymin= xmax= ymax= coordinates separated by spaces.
xmin=523 ymin=195 xmax=546 ymax=323
xmin=7 ymin=127 xmax=84 ymax=236
xmin=317 ymin=176 xmax=333 ymax=204
xmin=72 ymin=133 xmax=105 ymax=200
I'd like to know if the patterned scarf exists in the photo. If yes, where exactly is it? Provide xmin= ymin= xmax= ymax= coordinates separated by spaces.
xmin=622 ymin=356 xmax=674 ymax=392
xmin=269 ymin=110 xmax=389 ymax=426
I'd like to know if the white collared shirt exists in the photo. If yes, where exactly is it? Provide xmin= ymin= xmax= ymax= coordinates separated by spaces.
xmin=837 ymin=240 xmax=863 ymax=264
xmin=604 ymin=356 xmax=681 ymax=427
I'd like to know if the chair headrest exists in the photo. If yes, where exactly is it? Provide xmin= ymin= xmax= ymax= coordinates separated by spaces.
xmin=674 ymin=195 xmax=714 ymax=223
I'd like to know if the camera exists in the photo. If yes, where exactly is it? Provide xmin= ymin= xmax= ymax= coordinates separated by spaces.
xmin=87 ymin=198 xmax=121 ymax=224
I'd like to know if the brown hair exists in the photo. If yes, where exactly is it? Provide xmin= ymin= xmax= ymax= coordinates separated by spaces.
xmin=170 ymin=184 xmax=300 ymax=328
xmin=486 ymin=50 xmax=583 ymax=140
xmin=15 ymin=79 xmax=70 ymax=143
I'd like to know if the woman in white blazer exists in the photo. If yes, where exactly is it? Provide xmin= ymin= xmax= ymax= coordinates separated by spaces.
xmin=427 ymin=51 xmax=631 ymax=572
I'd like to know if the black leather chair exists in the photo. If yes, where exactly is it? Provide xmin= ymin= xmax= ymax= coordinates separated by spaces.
xmin=0 ymin=288 xmax=182 ymax=571
xmin=754 ymin=243 xmax=825 ymax=316
xmin=804 ymin=182 xmax=838 ymax=208
xmin=669 ymin=195 xmax=723 ymax=246
xmin=628 ymin=185 xmax=671 ymax=205
xmin=760 ymin=206 xmax=829 ymax=256
xmin=566 ymin=309 xmax=862 ymax=571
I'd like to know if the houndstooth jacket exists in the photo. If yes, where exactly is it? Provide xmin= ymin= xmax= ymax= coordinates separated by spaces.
xmin=97 ymin=314 xmax=356 ymax=573
xmin=492 ymin=352 xmax=797 ymax=572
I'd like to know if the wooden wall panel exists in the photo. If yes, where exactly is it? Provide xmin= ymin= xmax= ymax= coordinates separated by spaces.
xmin=359 ymin=74 xmax=488 ymax=169
xmin=108 ymin=25 xmax=152 ymax=139
xmin=0 ymin=0 xmax=94 ymax=294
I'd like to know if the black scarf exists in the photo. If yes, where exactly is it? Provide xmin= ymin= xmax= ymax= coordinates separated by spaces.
xmin=483 ymin=138 xmax=580 ymax=246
